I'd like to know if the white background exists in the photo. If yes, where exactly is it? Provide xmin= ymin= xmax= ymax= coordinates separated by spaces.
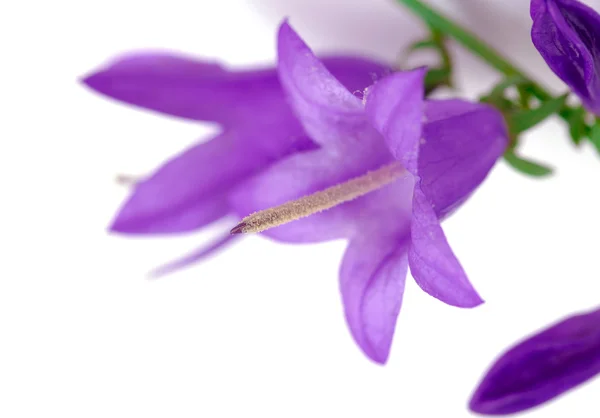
xmin=1 ymin=0 xmax=599 ymax=417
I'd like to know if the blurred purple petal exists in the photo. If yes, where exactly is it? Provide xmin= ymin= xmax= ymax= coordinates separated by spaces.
xmin=149 ymin=233 xmax=241 ymax=278
xmin=531 ymin=0 xmax=600 ymax=114
xmin=408 ymin=187 xmax=483 ymax=308
xmin=83 ymin=50 xmax=391 ymax=127
xmin=340 ymin=235 xmax=409 ymax=364
xmin=82 ymin=52 xmax=277 ymax=126
xmin=470 ymin=307 xmax=600 ymax=415
xmin=111 ymin=129 xmax=312 ymax=234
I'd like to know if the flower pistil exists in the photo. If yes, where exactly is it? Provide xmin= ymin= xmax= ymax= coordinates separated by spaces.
xmin=231 ymin=161 xmax=408 ymax=234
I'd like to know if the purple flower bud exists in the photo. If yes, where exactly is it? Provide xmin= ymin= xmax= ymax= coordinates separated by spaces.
xmin=470 ymin=307 xmax=600 ymax=414
xmin=531 ymin=0 xmax=600 ymax=114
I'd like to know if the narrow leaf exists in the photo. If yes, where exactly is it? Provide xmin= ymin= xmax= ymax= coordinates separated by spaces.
xmin=504 ymin=150 xmax=553 ymax=177
xmin=509 ymin=95 xmax=568 ymax=134
xmin=409 ymin=39 xmax=438 ymax=51
xmin=589 ymin=122 xmax=600 ymax=154
xmin=424 ymin=67 xmax=451 ymax=94
xmin=489 ymin=76 xmax=528 ymax=99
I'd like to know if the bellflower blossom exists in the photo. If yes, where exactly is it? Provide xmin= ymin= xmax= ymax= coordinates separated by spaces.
xmin=227 ymin=22 xmax=507 ymax=363
xmin=470 ymin=307 xmax=600 ymax=415
xmin=84 ymin=21 xmax=508 ymax=363
xmin=531 ymin=0 xmax=600 ymax=114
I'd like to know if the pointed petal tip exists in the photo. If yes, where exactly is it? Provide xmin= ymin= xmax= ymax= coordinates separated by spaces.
xmin=147 ymin=233 xmax=241 ymax=278
xmin=441 ymin=292 xmax=484 ymax=309
xmin=341 ymin=237 xmax=409 ymax=367
xmin=230 ymin=222 xmax=247 ymax=235
xmin=79 ymin=71 xmax=101 ymax=89
xmin=468 ymin=396 xmax=489 ymax=415
xmin=108 ymin=219 xmax=130 ymax=234
xmin=360 ymin=330 xmax=394 ymax=366
xmin=277 ymin=18 xmax=293 ymax=37
xmin=80 ymin=71 xmax=112 ymax=97
xmin=108 ymin=211 xmax=143 ymax=235
xmin=107 ymin=206 xmax=130 ymax=232
xmin=356 ymin=338 xmax=390 ymax=365
xmin=147 ymin=262 xmax=181 ymax=279
xmin=462 ymin=294 xmax=485 ymax=309
xmin=146 ymin=270 xmax=164 ymax=280
xmin=468 ymin=393 xmax=505 ymax=416
xmin=366 ymin=349 xmax=390 ymax=366
xmin=352 ymin=328 xmax=396 ymax=367
xmin=78 ymin=74 xmax=90 ymax=86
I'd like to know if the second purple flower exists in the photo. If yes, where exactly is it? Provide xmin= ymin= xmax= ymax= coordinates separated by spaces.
xmin=531 ymin=0 xmax=600 ymax=114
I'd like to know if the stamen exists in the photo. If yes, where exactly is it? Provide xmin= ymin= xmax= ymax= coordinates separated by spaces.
xmin=116 ymin=174 xmax=142 ymax=186
xmin=231 ymin=161 xmax=407 ymax=234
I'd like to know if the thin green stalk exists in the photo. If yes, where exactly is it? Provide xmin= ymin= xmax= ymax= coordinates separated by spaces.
xmin=396 ymin=0 xmax=552 ymax=101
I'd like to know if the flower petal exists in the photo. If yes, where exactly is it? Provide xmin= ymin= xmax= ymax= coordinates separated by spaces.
xmin=339 ymin=234 xmax=409 ymax=364
xmin=149 ymin=233 xmax=241 ymax=278
xmin=83 ymin=50 xmax=391 ymax=127
xmin=408 ymin=186 xmax=483 ymax=307
xmin=531 ymin=0 xmax=544 ymax=18
xmin=531 ymin=0 xmax=600 ymax=114
xmin=276 ymin=21 xmax=388 ymax=149
xmin=420 ymin=100 xmax=508 ymax=219
xmin=82 ymin=52 xmax=279 ymax=126
xmin=364 ymin=69 xmax=426 ymax=173
xmin=362 ymin=70 xmax=493 ymax=311
xmin=317 ymin=57 xmax=392 ymax=97
xmin=470 ymin=307 xmax=600 ymax=415
xmin=111 ymin=129 xmax=312 ymax=234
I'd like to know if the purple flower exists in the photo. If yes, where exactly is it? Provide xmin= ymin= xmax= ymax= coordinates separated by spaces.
xmin=470 ymin=307 xmax=600 ymax=415
xmin=228 ymin=22 xmax=508 ymax=363
xmin=83 ymin=21 xmax=508 ymax=363
xmin=531 ymin=0 xmax=600 ymax=114
xmin=82 ymin=46 xmax=391 ymax=273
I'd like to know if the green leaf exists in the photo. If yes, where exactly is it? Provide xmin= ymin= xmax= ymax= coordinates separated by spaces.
xmin=489 ymin=76 xmax=528 ymax=98
xmin=589 ymin=121 xmax=600 ymax=154
xmin=424 ymin=67 xmax=451 ymax=94
xmin=395 ymin=0 xmax=556 ymax=104
xmin=563 ymin=107 xmax=587 ymax=145
xmin=407 ymin=32 xmax=452 ymax=94
xmin=508 ymin=94 xmax=568 ymax=134
xmin=479 ymin=95 xmax=514 ymax=112
xmin=480 ymin=76 xmax=533 ymax=112
xmin=516 ymin=84 xmax=534 ymax=109
xmin=409 ymin=39 xmax=438 ymax=51
xmin=396 ymin=0 xmax=521 ymax=77
xmin=504 ymin=150 xmax=553 ymax=177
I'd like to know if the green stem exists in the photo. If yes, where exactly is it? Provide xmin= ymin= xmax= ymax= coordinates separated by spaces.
xmin=431 ymin=28 xmax=451 ymax=70
xmin=396 ymin=0 xmax=552 ymax=101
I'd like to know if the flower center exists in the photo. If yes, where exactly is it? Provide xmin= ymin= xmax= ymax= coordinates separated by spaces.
xmin=231 ymin=161 xmax=407 ymax=234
